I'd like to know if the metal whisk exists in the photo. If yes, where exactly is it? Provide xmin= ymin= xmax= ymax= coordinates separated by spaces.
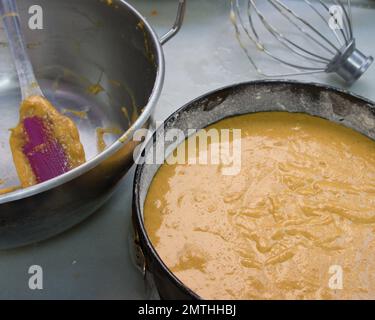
xmin=230 ymin=0 xmax=373 ymax=84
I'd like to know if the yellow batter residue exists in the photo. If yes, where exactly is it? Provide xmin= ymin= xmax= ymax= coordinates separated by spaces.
xmin=87 ymin=83 xmax=104 ymax=95
xmin=61 ymin=108 xmax=88 ymax=119
xmin=0 ymin=174 xmax=20 ymax=196
xmin=96 ymin=127 xmax=122 ymax=153
xmin=10 ymin=96 xmax=86 ymax=188
xmin=27 ymin=42 xmax=42 ymax=49
xmin=144 ymin=112 xmax=375 ymax=300
xmin=0 ymin=185 xmax=21 ymax=195
xmin=121 ymin=106 xmax=139 ymax=127
xmin=0 ymin=179 xmax=18 ymax=195
xmin=2 ymin=12 xmax=19 ymax=19
xmin=121 ymin=107 xmax=131 ymax=125
xmin=136 ymin=20 xmax=155 ymax=65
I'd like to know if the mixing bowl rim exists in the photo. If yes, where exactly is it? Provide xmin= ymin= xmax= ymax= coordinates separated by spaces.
xmin=132 ymin=79 xmax=375 ymax=300
xmin=0 ymin=0 xmax=165 ymax=204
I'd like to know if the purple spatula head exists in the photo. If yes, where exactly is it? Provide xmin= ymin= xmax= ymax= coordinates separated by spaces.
xmin=22 ymin=116 xmax=70 ymax=183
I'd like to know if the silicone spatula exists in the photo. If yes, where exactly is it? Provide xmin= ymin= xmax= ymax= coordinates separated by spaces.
xmin=0 ymin=0 xmax=83 ymax=185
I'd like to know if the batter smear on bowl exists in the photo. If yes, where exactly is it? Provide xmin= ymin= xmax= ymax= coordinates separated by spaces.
xmin=144 ymin=112 xmax=375 ymax=300
xmin=10 ymin=96 xmax=86 ymax=188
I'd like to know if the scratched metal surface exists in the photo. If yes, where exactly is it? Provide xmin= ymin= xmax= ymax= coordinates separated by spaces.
xmin=1 ymin=0 xmax=375 ymax=299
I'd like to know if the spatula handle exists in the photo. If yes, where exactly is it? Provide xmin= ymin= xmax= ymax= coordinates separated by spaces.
xmin=0 ymin=0 xmax=42 ymax=99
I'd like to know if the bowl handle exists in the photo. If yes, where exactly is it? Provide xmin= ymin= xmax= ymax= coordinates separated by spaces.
xmin=160 ymin=0 xmax=187 ymax=45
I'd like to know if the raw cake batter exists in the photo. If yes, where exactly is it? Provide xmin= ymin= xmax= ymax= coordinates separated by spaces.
xmin=144 ymin=112 xmax=375 ymax=300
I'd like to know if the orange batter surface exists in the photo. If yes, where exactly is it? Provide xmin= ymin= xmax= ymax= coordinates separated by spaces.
xmin=9 ymin=95 xmax=86 ymax=188
xmin=144 ymin=112 xmax=375 ymax=300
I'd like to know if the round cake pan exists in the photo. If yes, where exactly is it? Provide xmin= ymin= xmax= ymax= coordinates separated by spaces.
xmin=132 ymin=80 xmax=375 ymax=300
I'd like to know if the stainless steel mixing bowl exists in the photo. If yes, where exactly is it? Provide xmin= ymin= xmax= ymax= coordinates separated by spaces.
xmin=0 ymin=0 xmax=186 ymax=249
